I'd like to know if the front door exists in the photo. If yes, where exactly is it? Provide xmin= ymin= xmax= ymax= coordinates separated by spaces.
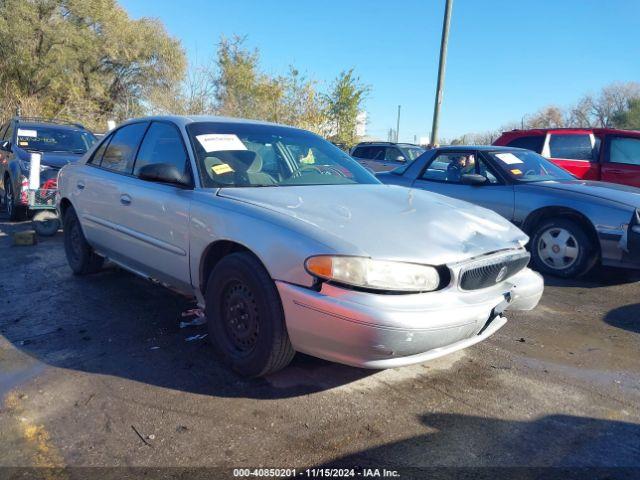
xmin=114 ymin=121 xmax=193 ymax=291
xmin=412 ymin=151 xmax=515 ymax=220
xmin=601 ymin=135 xmax=640 ymax=188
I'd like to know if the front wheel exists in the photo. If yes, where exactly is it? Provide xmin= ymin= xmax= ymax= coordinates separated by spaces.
xmin=205 ymin=252 xmax=295 ymax=377
xmin=530 ymin=218 xmax=597 ymax=278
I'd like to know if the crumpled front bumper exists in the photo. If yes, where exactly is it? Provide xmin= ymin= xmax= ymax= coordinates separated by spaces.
xmin=276 ymin=267 xmax=543 ymax=369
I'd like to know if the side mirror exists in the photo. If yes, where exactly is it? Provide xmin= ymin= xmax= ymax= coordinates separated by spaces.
xmin=395 ymin=155 xmax=406 ymax=163
xmin=138 ymin=163 xmax=191 ymax=187
xmin=1 ymin=141 xmax=11 ymax=152
xmin=461 ymin=173 xmax=488 ymax=186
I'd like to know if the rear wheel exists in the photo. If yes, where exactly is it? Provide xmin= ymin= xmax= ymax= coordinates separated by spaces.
xmin=205 ymin=252 xmax=294 ymax=377
xmin=63 ymin=207 xmax=104 ymax=275
xmin=530 ymin=218 xmax=597 ymax=278
xmin=4 ymin=177 xmax=26 ymax=221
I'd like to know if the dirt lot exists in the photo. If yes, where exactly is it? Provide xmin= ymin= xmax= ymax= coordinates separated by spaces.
xmin=1 ymin=212 xmax=639 ymax=475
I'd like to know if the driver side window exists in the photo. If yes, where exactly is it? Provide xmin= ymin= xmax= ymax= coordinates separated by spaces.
xmin=421 ymin=153 xmax=476 ymax=184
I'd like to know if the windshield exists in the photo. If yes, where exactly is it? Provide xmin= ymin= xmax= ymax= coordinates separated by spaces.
xmin=487 ymin=150 xmax=575 ymax=183
xmin=401 ymin=147 xmax=426 ymax=161
xmin=187 ymin=122 xmax=379 ymax=187
xmin=16 ymin=126 xmax=96 ymax=154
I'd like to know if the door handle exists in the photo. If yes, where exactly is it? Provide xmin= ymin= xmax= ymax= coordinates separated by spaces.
xmin=120 ymin=194 xmax=132 ymax=206
xmin=77 ymin=181 xmax=85 ymax=190
xmin=608 ymin=169 xmax=624 ymax=174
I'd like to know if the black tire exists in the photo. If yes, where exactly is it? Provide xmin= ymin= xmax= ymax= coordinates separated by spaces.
xmin=205 ymin=252 xmax=295 ymax=377
xmin=530 ymin=218 xmax=597 ymax=278
xmin=4 ymin=177 xmax=27 ymax=221
xmin=63 ymin=207 xmax=104 ymax=275
xmin=33 ymin=210 xmax=60 ymax=237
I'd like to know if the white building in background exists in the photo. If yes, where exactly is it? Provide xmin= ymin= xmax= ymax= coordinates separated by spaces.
xmin=356 ymin=111 xmax=367 ymax=137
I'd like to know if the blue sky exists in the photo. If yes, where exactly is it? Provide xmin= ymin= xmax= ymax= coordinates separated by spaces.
xmin=120 ymin=0 xmax=640 ymax=142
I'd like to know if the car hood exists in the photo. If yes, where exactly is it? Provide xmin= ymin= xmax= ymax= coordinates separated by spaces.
xmin=529 ymin=180 xmax=640 ymax=207
xmin=217 ymin=184 xmax=528 ymax=265
xmin=17 ymin=149 xmax=84 ymax=169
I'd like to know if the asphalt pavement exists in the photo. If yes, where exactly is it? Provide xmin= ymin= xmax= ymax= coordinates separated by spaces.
xmin=0 ymin=213 xmax=639 ymax=476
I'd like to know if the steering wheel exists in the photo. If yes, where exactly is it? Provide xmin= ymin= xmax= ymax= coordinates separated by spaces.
xmin=290 ymin=165 xmax=346 ymax=178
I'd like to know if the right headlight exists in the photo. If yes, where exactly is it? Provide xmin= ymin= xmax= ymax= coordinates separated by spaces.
xmin=305 ymin=255 xmax=441 ymax=292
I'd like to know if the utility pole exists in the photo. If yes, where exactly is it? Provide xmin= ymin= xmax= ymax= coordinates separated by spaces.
xmin=430 ymin=0 xmax=453 ymax=146
xmin=395 ymin=105 xmax=401 ymax=143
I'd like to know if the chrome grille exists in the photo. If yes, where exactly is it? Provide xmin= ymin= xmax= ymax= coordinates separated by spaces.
xmin=459 ymin=253 xmax=530 ymax=291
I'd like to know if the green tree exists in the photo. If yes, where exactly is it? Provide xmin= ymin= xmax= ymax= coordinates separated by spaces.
xmin=324 ymin=69 xmax=369 ymax=146
xmin=0 ymin=0 xmax=185 ymax=130
xmin=612 ymin=98 xmax=640 ymax=129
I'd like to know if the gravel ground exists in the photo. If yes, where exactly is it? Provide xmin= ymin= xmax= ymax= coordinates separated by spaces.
xmin=0 ymin=212 xmax=639 ymax=476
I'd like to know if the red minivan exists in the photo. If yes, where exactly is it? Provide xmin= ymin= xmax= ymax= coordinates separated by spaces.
xmin=493 ymin=128 xmax=640 ymax=188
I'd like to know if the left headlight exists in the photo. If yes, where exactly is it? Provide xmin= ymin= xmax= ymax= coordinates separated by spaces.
xmin=305 ymin=255 xmax=441 ymax=292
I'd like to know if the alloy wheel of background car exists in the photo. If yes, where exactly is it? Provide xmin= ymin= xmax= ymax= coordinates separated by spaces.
xmin=206 ymin=252 xmax=295 ymax=377
xmin=530 ymin=218 xmax=596 ymax=278
xmin=537 ymin=227 xmax=579 ymax=270
xmin=63 ymin=207 xmax=104 ymax=275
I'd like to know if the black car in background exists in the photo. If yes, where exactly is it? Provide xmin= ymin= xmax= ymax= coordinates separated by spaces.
xmin=350 ymin=141 xmax=426 ymax=172
xmin=0 ymin=117 xmax=97 ymax=220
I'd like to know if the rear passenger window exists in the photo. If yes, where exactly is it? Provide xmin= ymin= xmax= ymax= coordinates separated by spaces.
xmin=134 ymin=122 xmax=188 ymax=176
xmin=549 ymin=134 xmax=595 ymax=161
xmin=88 ymin=135 xmax=112 ymax=166
xmin=101 ymin=123 xmax=148 ymax=173
xmin=506 ymin=135 xmax=545 ymax=154
xmin=608 ymin=137 xmax=640 ymax=166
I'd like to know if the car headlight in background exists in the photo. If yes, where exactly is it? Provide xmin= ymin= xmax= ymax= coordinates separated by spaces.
xmin=305 ymin=255 xmax=441 ymax=292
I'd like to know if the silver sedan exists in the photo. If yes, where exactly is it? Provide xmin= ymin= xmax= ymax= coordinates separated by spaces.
xmin=378 ymin=146 xmax=640 ymax=278
xmin=57 ymin=117 xmax=542 ymax=376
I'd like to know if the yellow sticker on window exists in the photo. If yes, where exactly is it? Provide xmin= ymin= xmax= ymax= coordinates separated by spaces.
xmin=211 ymin=163 xmax=234 ymax=175
xmin=510 ymin=168 xmax=523 ymax=175
xmin=300 ymin=148 xmax=316 ymax=164
xmin=19 ymin=141 xmax=29 ymax=146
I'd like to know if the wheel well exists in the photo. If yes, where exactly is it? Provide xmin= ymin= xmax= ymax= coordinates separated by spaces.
xmin=199 ymin=240 xmax=253 ymax=294
xmin=522 ymin=207 xmax=600 ymax=253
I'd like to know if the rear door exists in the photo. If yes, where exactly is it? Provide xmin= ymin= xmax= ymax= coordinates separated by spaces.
xmin=76 ymin=122 xmax=149 ymax=258
xmin=412 ymin=151 xmax=515 ymax=220
xmin=543 ymin=131 xmax=600 ymax=179
xmin=601 ymin=135 xmax=640 ymax=187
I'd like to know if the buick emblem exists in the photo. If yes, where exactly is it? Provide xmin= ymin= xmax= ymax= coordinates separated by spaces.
xmin=495 ymin=266 xmax=508 ymax=283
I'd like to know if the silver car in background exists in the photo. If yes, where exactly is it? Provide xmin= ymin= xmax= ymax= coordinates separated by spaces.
xmin=378 ymin=146 xmax=640 ymax=278
xmin=56 ymin=116 xmax=543 ymax=376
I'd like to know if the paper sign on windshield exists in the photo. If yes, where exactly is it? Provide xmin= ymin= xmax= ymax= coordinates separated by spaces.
xmin=17 ymin=129 xmax=37 ymax=138
xmin=495 ymin=153 xmax=523 ymax=165
xmin=196 ymin=134 xmax=247 ymax=153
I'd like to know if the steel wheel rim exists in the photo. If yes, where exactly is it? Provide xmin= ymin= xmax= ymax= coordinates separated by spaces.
xmin=221 ymin=280 xmax=259 ymax=356
xmin=537 ymin=227 xmax=579 ymax=270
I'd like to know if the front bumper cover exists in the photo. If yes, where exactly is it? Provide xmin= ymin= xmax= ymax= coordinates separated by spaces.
xmin=277 ymin=267 xmax=543 ymax=369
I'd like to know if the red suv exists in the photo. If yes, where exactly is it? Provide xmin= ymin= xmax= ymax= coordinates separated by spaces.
xmin=493 ymin=128 xmax=640 ymax=188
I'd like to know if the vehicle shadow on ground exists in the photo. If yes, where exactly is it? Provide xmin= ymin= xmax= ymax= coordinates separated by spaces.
xmin=0 ymin=224 xmax=375 ymax=398
xmin=542 ymin=265 xmax=640 ymax=289
xmin=604 ymin=303 xmax=640 ymax=334
xmin=316 ymin=413 xmax=640 ymax=472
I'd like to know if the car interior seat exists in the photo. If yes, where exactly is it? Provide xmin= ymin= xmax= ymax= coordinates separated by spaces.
xmin=204 ymin=150 xmax=277 ymax=186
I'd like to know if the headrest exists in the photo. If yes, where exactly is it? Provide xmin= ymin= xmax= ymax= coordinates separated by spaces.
xmin=211 ymin=150 xmax=262 ymax=173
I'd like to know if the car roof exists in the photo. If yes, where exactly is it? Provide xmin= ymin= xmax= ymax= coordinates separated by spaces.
xmin=121 ymin=115 xmax=299 ymax=130
xmin=500 ymin=127 xmax=640 ymax=136
xmin=435 ymin=145 xmax=523 ymax=152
